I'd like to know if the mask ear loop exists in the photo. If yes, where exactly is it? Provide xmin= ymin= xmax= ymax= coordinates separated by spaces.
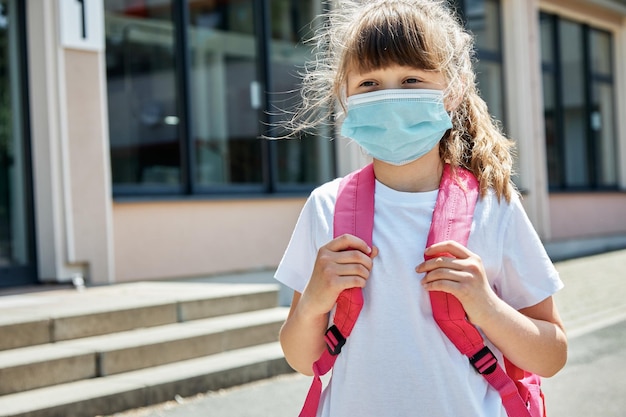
xmin=335 ymin=85 xmax=349 ymax=127
xmin=338 ymin=85 xmax=348 ymax=111
xmin=336 ymin=85 xmax=371 ymax=162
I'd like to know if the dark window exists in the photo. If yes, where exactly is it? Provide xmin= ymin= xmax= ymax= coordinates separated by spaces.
xmin=0 ymin=0 xmax=36 ymax=286
xmin=540 ymin=13 xmax=618 ymax=190
xmin=104 ymin=0 xmax=335 ymax=197
xmin=105 ymin=1 xmax=182 ymax=194
xmin=453 ymin=0 xmax=506 ymax=125
xmin=269 ymin=0 xmax=335 ymax=189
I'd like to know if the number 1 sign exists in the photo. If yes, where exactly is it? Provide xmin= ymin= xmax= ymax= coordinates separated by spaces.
xmin=59 ymin=0 xmax=104 ymax=51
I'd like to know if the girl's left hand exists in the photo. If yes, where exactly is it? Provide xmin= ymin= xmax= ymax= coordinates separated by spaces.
xmin=415 ymin=240 xmax=499 ymax=326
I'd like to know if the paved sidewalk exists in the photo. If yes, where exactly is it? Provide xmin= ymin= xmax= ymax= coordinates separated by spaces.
xmin=104 ymin=249 xmax=626 ymax=417
xmin=550 ymin=248 xmax=626 ymax=336
xmin=541 ymin=319 xmax=626 ymax=416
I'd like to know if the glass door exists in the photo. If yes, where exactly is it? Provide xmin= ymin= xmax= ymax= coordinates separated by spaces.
xmin=187 ymin=0 xmax=265 ymax=189
xmin=105 ymin=0 xmax=184 ymax=193
xmin=0 ymin=0 xmax=36 ymax=287
xmin=268 ymin=0 xmax=335 ymax=189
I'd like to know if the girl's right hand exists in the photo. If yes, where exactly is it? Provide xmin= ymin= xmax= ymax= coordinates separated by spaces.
xmin=298 ymin=234 xmax=378 ymax=318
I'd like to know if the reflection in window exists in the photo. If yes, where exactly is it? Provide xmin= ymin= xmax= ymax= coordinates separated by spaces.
xmin=465 ymin=0 xmax=500 ymax=53
xmin=105 ymin=1 xmax=182 ymax=189
xmin=269 ymin=0 xmax=334 ymax=186
xmin=540 ymin=15 xmax=561 ymax=187
xmin=540 ymin=13 xmax=617 ymax=190
xmin=105 ymin=0 xmax=335 ymax=195
xmin=559 ymin=21 xmax=588 ymax=188
xmin=452 ymin=0 xmax=506 ymax=127
xmin=475 ymin=60 xmax=504 ymax=126
xmin=188 ymin=1 xmax=262 ymax=186
xmin=589 ymin=30 xmax=616 ymax=187
xmin=0 ymin=0 xmax=31 ymax=270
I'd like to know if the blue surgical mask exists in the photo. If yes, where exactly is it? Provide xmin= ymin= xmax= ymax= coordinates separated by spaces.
xmin=340 ymin=89 xmax=452 ymax=166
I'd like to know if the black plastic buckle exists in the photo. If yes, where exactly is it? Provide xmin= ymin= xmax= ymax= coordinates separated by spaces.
xmin=325 ymin=325 xmax=346 ymax=356
xmin=469 ymin=346 xmax=498 ymax=375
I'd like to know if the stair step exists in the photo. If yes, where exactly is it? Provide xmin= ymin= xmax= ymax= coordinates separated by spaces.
xmin=0 ymin=307 xmax=289 ymax=395
xmin=0 ymin=280 xmax=290 ymax=417
xmin=0 ymin=282 xmax=279 ymax=350
xmin=0 ymin=342 xmax=293 ymax=417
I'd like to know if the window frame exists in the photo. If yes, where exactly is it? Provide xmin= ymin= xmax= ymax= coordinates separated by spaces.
xmin=454 ymin=0 xmax=508 ymax=128
xmin=108 ymin=0 xmax=336 ymax=200
xmin=540 ymin=12 xmax=619 ymax=192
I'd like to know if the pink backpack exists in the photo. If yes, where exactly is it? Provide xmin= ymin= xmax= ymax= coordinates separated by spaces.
xmin=299 ymin=163 xmax=546 ymax=417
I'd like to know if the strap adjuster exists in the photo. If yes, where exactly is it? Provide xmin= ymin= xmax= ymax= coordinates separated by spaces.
xmin=469 ymin=346 xmax=498 ymax=375
xmin=324 ymin=325 xmax=346 ymax=356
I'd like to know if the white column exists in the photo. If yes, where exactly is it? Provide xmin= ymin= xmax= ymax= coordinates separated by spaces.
xmin=27 ymin=0 xmax=78 ymax=282
xmin=27 ymin=0 xmax=114 ymax=284
xmin=502 ymin=0 xmax=552 ymax=240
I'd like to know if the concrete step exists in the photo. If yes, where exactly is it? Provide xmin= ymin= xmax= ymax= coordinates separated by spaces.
xmin=0 ymin=342 xmax=292 ymax=417
xmin=0 ymin=282 xmax=279 ymax=350
xmin=0 ymin=307 xmax=289 ymax=395
xmin=0 ymin=281 xmax=295 ymax=416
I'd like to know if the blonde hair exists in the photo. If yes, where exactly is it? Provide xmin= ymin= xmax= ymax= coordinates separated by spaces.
xmin=287 ymin=0 xmax=516 ymax=201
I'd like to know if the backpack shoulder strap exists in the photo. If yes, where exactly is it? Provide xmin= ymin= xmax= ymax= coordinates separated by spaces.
xmin=299 ymin=163 xmax=375 ymax=417
xmin=299 ymin=164 xmax=538 ymax=417
xmin=334 ymin=163 xmax=376 ymax=245
xmin=427 ymin=165 xmax=537 ymax=417
xmin=427 ymin=164 xmax=485 ymax=354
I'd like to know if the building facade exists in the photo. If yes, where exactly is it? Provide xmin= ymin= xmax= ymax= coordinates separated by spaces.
xmin=1 ymin=0 xmax=625 ymax=288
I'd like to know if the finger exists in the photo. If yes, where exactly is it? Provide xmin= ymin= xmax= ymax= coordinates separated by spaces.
xmin=326 ymin=234 xmax=372 ymax=255
xmin=421 ymin=268 xmax=468 ymax=285
xmin=416 ymin=255 xmax=461 ymax=273
xmin=421 ymin=277 xmax=462 ymax=294
xmin=424 ymin=240 xmax=472 ymax=259
xmin=334 ymin=248 xmax=374 ymax=266
xmin=334 ymin=262 xmax=372 ymax=280
xmin=337 ymin=274 xmax=368 ymax=290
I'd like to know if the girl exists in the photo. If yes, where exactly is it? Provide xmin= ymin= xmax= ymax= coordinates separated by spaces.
xmin=275 ymin=1 xmax=567 ymax=416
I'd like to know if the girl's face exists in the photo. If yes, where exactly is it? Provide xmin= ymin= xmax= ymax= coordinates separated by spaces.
xmin=346 ymin=65 xmax=446 ymax=97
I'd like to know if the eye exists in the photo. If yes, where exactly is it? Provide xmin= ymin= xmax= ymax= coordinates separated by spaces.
xmin=403 ymin=77 xmax=421 ymax=85
xmin=359 ymin=80 xmax=377 ymax=87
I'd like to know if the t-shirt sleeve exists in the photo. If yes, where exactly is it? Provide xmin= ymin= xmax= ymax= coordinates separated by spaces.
xmin=495 ymin=196 xmax=563 ymax=310
xmin=274 ymin=184 xmax=336 ymax=294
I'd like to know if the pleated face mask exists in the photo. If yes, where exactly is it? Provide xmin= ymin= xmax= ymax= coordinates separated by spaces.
xmin=340 ymin=89 xmax=452 ymax=166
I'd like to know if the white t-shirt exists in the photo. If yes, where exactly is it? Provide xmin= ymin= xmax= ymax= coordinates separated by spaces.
xmin=275 ymin=176 xmax=563 ymax=417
